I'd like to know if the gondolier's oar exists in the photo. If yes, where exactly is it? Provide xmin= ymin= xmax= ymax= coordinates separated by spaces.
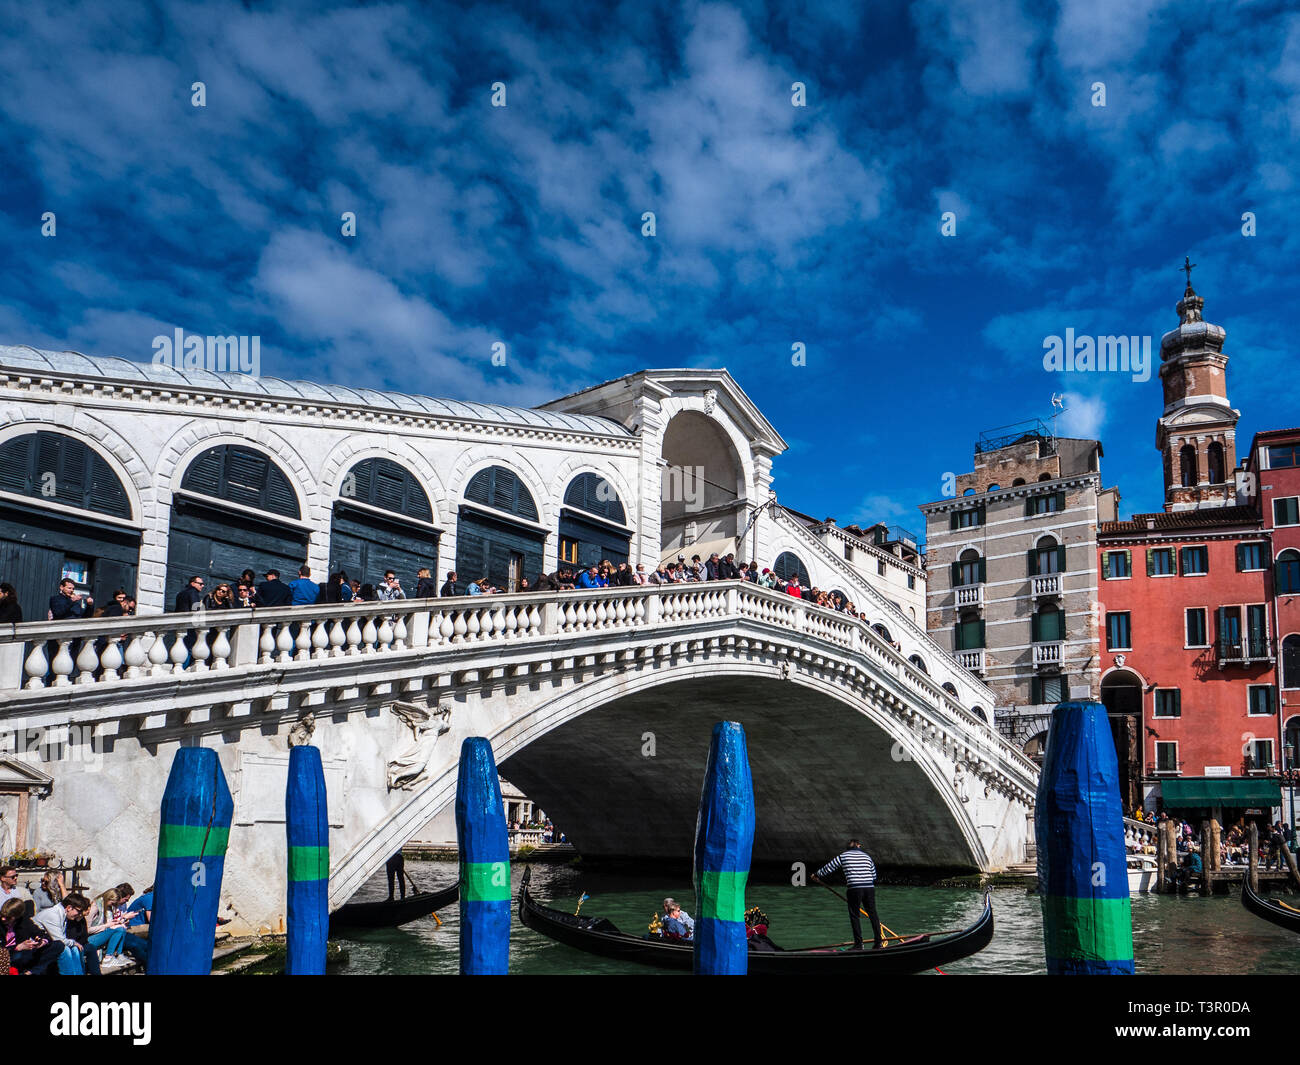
xmin=814 ymin=881 xmax=946 ymax=973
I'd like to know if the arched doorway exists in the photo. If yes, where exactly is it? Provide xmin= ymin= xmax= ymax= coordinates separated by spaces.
xmin=1024 ymin=730 xmax=1048 ymax=767
xmin=559 ymin=473 xmax=631 ymax=571
xmin=328 ymin=458 xmax=438 ymax=588
xmin=660 ymin=411 xmax=744 ymax=561
xmin=166 ymin=444 xmax=307 ymax=606
xmin=456 ymin=466 xmax=545 ymax=591
xmin=1101 ymin=669 xmax=1144 ymax=812
xmin=0 ymin=430 xmax=140 ymax=619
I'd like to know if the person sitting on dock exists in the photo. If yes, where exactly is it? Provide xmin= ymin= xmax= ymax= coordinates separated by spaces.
xmin=0 ymin=898 xmax=60 ymax=975
xmin=812 ymin=839 xmax=883 ymax=950
xmin=661 ymin=898 xmax=694 ymax=940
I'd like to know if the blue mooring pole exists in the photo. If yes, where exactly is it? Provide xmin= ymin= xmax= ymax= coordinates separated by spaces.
xmin=456 ymin=737 xmax=511 ymax=974
xmin=1036 ymin=700 xmax=1135 ymax=974
xmin=147 ymin=746 xmax=234 ymax=974
xmin=693 ymin=720 xmax=756 ymax=975
xmin=286 ymin=744 xmax=329 ymax=975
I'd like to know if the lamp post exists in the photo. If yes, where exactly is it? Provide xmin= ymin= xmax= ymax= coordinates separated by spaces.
xmin=1282 ymin=744 xmax=1298 ymax=845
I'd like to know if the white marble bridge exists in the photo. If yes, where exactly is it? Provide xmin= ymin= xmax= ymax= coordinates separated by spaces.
xmin=0 ymin=582 xmax=1038 ymax=933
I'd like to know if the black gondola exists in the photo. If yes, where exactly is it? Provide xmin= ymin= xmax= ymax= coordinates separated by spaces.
xmin=517 ymin=866 xmax=994 ymax=974
xmin=330 ymin=882 xmax=459 ymax=930
xmin=1241 ymin=877 xmax=1300 ymax=934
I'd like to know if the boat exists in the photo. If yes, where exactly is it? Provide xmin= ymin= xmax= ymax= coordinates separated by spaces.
xmin=517 ymin=866 xmax=994 ymax=974
xmin=1127 ymin=854 xmax=1157 ymax=895
xmin=1241 ymin=877 xmax=1300 ymax=934
xmin=330 ymin=881 xmax=459 ymax=930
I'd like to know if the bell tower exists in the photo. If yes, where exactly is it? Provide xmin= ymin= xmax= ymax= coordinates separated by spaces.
xmin=1155 ymin=258 xmax=1239 ymax=511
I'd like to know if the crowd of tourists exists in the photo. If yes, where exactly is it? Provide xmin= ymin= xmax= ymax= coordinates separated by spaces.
xmin=0 ymin=865 xmax=151 ymax=976
xmin=1129 ymin=810 xmax=1296 ymax=878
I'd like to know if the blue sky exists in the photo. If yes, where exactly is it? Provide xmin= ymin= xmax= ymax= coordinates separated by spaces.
xmin=1 ymin=0 xmax=1297 ymax=535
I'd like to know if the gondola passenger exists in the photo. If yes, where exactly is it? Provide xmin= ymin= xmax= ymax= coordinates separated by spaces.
xmin=661 ymin=898 xmax=694 ymax=940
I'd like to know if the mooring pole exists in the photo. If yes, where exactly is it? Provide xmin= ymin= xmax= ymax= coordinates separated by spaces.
xmin=693 ymin=720 xmax=756 ymax=975
xmin=1035 ymin=701 xmax=1134 ymax=975
xmin=286 ymin=744 xmax=329 ymax=975
xmin=456 ymin=737 xmax=510 ymax=975
xmin=147 ymin=746 xmax=234 ymax=975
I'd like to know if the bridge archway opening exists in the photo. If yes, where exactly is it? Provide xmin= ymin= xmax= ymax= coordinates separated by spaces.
xmin=559 ymin=473 xmax=631 ymax=571
xmin=457 ymin=466 xmax=545 ymax=591
xmin=497 ymin=674 xmax=984 ymax=872
xmin=329 ymin=458 xmax=439 ymax=591
xmin=0 ymin=430 xmax=140 ymax=620
xmin=660 ymin=411 xmax=744 ymax=562
xmin=1102 ymin=669 xmax=1144 ymax=811
xmin=1024 ymin=730 xmax=1048 ymax=766
xmin=167 ymin=444 xmax=305 ymax=607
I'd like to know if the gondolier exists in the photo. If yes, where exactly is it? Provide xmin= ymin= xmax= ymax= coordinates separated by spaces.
xmin=812 ymin=839 xmax=883 ymax=950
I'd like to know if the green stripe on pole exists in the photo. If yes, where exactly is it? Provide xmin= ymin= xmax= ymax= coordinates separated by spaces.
xmin=288 ymin=845 xmax=329 ymax=882
xmin=158 ymin=823 xmax=230 ymax=859
xmin=697 ymin=869 xmax=748 ymax=923
xmin=461 ymin=861 xmax=512 ymax=903
xmin=1041 ymin=895 xmax=1134 ymax=960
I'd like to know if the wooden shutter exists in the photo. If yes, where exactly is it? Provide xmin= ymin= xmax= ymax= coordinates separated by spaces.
xmin=1146 ymin=549 xmax=1154 ymax=576
xmin=950 ymin=511 xmax=959 ymax=531
xmin=1032 ymin=610 xmax=1042 ymax=642
xmin=977 ymin=619 xmax=985 ymax=646
xmin=1057 ymin=545 xmax=1067 ymax=573
xmin=978 ymin=558 xmax=986 ymax=583
xmin=977 ymin=504 xmax=986 ymax=525
xmin=1056 ymin=491 xmax=1066 ymax=512
xmin=1027 ymin=549 xmax=1038 ymax=576
xmin=1101 ymin=553 xmax=1110 ymax=579
xmin=951 ymin=560 xmax=962 ymax=585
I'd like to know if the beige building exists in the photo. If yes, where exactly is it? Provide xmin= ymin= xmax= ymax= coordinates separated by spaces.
xmin=919 ymin=421 xmax=1119 ymax=755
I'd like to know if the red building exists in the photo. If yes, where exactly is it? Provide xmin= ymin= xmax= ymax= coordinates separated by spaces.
xmin=1093 ymin=275 xmax=1283 ymax=821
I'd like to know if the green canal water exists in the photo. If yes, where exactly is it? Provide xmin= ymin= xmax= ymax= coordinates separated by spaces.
xmin=333 ymin=859 xmax=1300 ymax=975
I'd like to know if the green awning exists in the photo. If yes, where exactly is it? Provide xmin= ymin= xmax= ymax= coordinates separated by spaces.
xmin=1159 ymin=778 xmax=1281 ymax=808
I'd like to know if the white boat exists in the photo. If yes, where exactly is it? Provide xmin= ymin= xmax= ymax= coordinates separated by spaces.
xmin=1127 ymin=854 xmax=1157 ymax=894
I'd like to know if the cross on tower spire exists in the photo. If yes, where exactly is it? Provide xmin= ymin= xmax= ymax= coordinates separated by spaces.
xmin=1182 ymin=255 xmax=1196 ymax=291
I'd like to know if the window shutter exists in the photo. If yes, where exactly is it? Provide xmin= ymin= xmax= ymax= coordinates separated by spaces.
xmin=1123 ymin=549 xmax=1131 ymax=574
xmin=1101 ymin=553 xmax=1110 ymax=579
xmin=978 ymin=558 xmax=986 ymax=583
xmin=1057 ymin=545 xmax=1067 ymax=573
xmin=1027 ymin=549 xmax=1038 ymax=576
xmin=1236 ymin=544 xmax=1244 ymax=571
xmin=951 ymin=560 xmax=961 ymax=586
xmin=1146 ymin=549 xmax=1154 ymax=576
xmin=1032 ymin=611 xmax=1042 ymax=642
xmin=977 ymin=504 xmax=986 ymax=525
xmin=1173 ymin=689 xmax=1181 ymax=717
xmin=976 ymin=619 xmax=985 ymax=647
xmin=950 ymin=511 xmax=959 ymax=531
xmin=1172 ymin=548 xmax=1179 ymax=576
xmin=1055 ymin=491 xmax=1066 ymax=512
xmin=1179 ymin=547 xmax=1187 ymax=573
xmin=1031 ymin=677 xmax=1042 ymax=703
xmin=1025 ymin=498 xmax=1034 ymax=518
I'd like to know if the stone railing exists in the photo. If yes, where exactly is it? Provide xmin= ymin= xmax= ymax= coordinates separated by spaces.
xmin=0 ymin=582 xmax=1039 ymax=786
xmin=1124 ymin=817 xmax=1158 ymax=854
xmin=954 ymin=583 xmax=984 ymax=608
xmin=1032 ymin=641 xmax=1063 ymax=668
xmin=1031 ymin=574 xmax=1061 ymax=597
xmin=957 ymin=649 xmax=985 ymax=674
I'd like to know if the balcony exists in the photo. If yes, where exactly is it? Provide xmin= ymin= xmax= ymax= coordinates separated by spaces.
xmin=1032 ymin=641 xmax=1064 ymax=669
xmin=954 ymin=583 xmax=984 ymax=609
xmin=1031 ymin=574 xmax=1061 ymax=597
xmin=956 ymin=649 xmax=985 ymax=675
xmin=1217 ymin=637 xmax=1276 ymax=667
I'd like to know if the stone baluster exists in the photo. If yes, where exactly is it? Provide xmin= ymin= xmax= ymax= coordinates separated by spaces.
xmin=345 ymin=616 xmax=363 ymax=655
xmin=210 ymin=628 xmax=232 ymax=670
xmin=275 ymin=624 xmax=295 ymax=664
xmin=360 ymin=615 xmax=379 ymax=652
xmin=99 ymin=639 xmax=124 ymax=682
xmin=527 ymin=603 xmax=542 ymax=636
xmin=329 ymin=618 xmax=347 ymax=657
xmin=451 ymin=611 xmax=467 ymax=643
xmin=191 ymin=628 xmax=211 ymax=672
xmin=50 ymin=640 xmax=75 ymax=686
xmin=148 ymin=632 xmax=172 ymax=675
xmin=490 ymin=607 xmax=505 ymax=641
xmin=170 ymin=632 xmax=190 ymax=674
xmin=23 ymin=642 xmax=50 ymax=689
xmin=311 ymin=620 xmax=331 ymax=659
xmin=74 ymin=640 xmax=100 ymax=684
xmin=504 ymin=605 xmax=519 ymax=639
xmin=259 ymin=625 xmax=277 ymax=664
xmin=377 ymin=615 xmax=394 ymax=651
xmin=122 ymin=635 xmax=147 ymax=679
xmin=465 ymin=610 xmax=481 ymax=642
xmin=393 ymin=613 xmax=408 ymax=650
xmin=294 ymin=620 xmax=313 ymax=661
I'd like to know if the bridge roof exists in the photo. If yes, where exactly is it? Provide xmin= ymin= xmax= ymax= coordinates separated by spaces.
xmin=0 ymin=345 xmax=634 ymax=437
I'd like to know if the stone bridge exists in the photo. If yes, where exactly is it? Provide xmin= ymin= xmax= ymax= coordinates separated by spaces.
xmin=0 ymin=583 xmax=1038 ymax=933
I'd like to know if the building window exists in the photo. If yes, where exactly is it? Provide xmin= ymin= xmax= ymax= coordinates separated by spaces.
xmin=1268 ymin=444 xmax=1300 ymax=469
xmin=1185 ymin=608 xmax=1208 ymax=647
xmin=907 ymin=574 xmax=916 ymax=589
xmin=877 ymin=559 xmax=886 ymax=576
xmin=1179 ymin=445 xmax=1198 ymax=487
xmin=1237 ymin=542 xmax=1266 ymax=571
xmin=1153 ymin=689 xmax=1181 ymax=718
xmin=1148 ymin=548 xmax=1175 ymax=576
xmin=954 ymin=506 xmax=983 ymax=528
xmin=1155 ymin=741 xmax=1179 ymax=773
xmin=1277 ymin=550 xmax=1300 ymax=594
xmin=1274 ymin=497 xmax=1300 ymax=527
xmin=1207 ymin=442 xmax=1225 ymax=484
xmin=1032 ymin=674 xmax=1067 ymax=704
xmin=955 ymin=615 xmax=984 ymax=650
xmin=1248 ymin=685 xmax=1277 ymax=716
xmin=908 ymin=654 xmax=928 ymax=674
xmin=1180 ymin=545 xmax=1208 ymax=574
xmin=1283 ymin=634 xmax=1300 ymax=689
xmin=954 ymin=550 xmax=984 ymax=587
xmin=1032 ymin=603 xmax=1064 ymax=642
xmin=1106 ymin=611 xmax=1132 ymax=650
xmin=1103 ymin=550 xmax=1131 ymax=579
xmin=1026 ymin=492 xmax=1064 ymax=516
xmin=1247 ymin=739 xmax=1275 ymax=772
xmin=1247 ymin=604 xmax=1269 ymax=657
xmin=844 ymin=543 xmax=853 ymax=561
xmin=559 ymin=537 xmax=579 ymax=565
xmin=1031 ymin=538 xmax=1065 ymax=576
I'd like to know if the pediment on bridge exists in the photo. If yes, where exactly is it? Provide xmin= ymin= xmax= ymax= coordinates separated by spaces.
xmin=540 ymin=368 xmax=788 ymax=456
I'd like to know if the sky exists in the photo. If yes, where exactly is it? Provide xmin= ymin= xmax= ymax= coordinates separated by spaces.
xmin=1 ymin=0 xmax=1297 ymax=538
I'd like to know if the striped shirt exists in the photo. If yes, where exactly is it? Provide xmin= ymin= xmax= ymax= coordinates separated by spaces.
xmin=816 ymin=848 xmax=877 ymax=887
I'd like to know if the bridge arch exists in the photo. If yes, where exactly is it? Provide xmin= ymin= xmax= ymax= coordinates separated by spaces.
xmin=659 ymin=407 xmax=749 ymax=562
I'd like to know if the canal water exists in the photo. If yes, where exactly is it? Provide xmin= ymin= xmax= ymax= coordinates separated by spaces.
xmin=334 ymin=859 xmax=1300 ymax=975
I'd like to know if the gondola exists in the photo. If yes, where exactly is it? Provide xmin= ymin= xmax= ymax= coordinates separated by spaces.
xmin=330 ymin=881 xmax=459 ymax=930
xmin=517 ymin=866 xmax=993 ymax=974
xmin=1241 ymin=877 xmax=1300 ymax=934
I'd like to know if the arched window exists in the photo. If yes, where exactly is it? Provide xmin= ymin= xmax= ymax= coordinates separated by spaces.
xmin=1207 ymin=442 xmax=1225 ymax=484
xmin=341 ymin=458 xmax=432 ymax=521
xmin=1031 ymin=535 xmax=1063 ymax=576
xmin=0 ymin=430 xmax=131 ymax=518
xmin=1012 ymin=478 xmax=1026 ymax=487
xmin=962 ymin=487 xmax=976 ymax=496
xmin=563 ymin=472 xmax=625 ymax=525
xmin=1038 ymin=473 xmax=1052 ymax=482
xmin=872 ymin=623 xmax=893 ymax=644
xmin=956 ymin=548 xmax=982 ymax=586
xmin=773 ymin=551 xmax=810 ymax=586
xmin=560 ymin=473 xmax=630 ymax=570
xmin=1278 ymin=550 xmax=1300 ymax=595
xmin=181 ymin=444 xmax=300 ymax=519
xmin=908 ymin=654 xmax=928 ymax=674
xmin=329 ymin=458 xmax=436 ymax=588
xmin=987 ymin=483 xmax=1001 ymax=492
xmin=970 ymin=705 xmax=988 ymax=723
xmin=1284 ymin=635 xmax=1300 ymax=690
xmin=464 ymin=466 xmax=539 ymax=521
xmin=1286 ymin=718 xmax=1300 ymax=770
xmin=1180 ymin=445 xmax=1199 ymax=488
xmin=942 ymin=682 xmax=958 ymax=696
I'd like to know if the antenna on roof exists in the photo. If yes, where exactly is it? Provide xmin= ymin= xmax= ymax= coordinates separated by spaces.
xmin=1049 ymin=393 xmax=1067 ymax=446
